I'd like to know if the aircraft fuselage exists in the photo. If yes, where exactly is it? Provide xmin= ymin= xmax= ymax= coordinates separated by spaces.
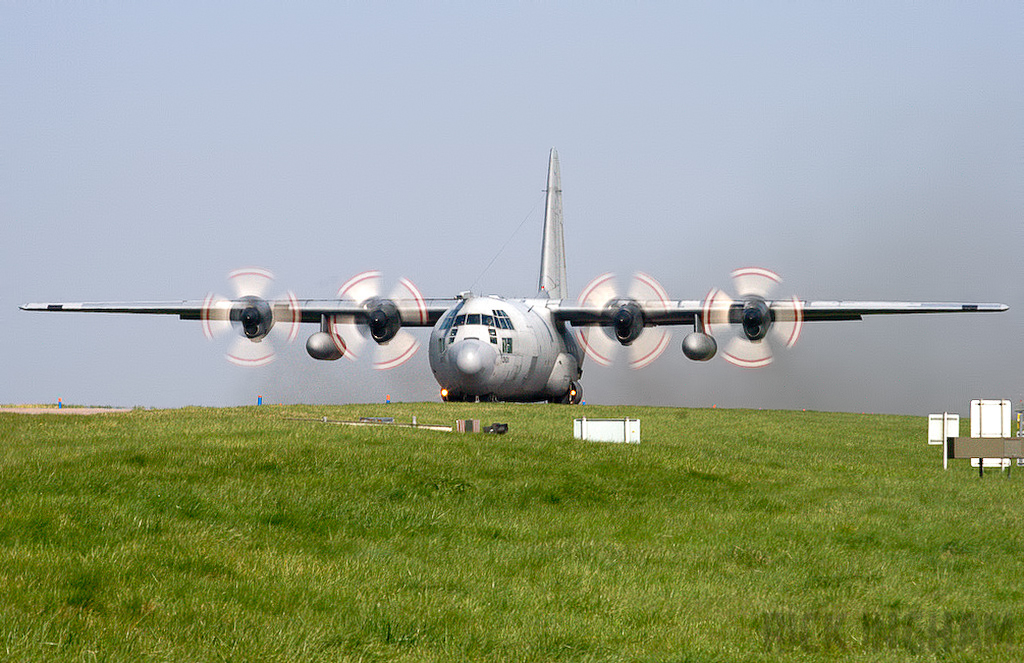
xmin=427 ymin=295 xmax=584 ymax=402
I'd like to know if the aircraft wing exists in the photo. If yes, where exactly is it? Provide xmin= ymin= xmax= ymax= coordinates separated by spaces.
xmin=795 ymin=300 xmax=1009 ymax=320
xmin=19 ymin=299 xmax=453 ymax=325
xmin=551 ymin=299 xmax=1009 ymax=326
xmin=550 ymin=301 xmax=701 ymax=326
xmin=21 ymin=297 xmax=454 ymax=369
xmin=552 ymin=296 xmax=1007 ymax=368
xmin=21 ymin=301 xmax=213 ymax=318
xmin=293 ymin=299 xmax=453 ymax=325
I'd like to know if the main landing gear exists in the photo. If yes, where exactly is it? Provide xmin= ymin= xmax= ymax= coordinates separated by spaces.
xmin=552 ymin=381 xmax=583 ymax=405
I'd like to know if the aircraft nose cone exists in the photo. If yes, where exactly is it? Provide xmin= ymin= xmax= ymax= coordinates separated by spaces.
xmin=454 ymin=340 xmax=486 ymax=375
xmin=451 ymin=339 xmax=497 ymax=378
xmin=456 ymin=346 xmax=484 ymax=375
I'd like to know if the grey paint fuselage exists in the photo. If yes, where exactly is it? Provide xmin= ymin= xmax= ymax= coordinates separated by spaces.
xmin=428 ymin=296 xmax=583 ymax=402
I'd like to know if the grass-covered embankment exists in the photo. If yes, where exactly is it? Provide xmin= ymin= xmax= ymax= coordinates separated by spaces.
xmin=1 ymin=404 xmax=1021 ymax=661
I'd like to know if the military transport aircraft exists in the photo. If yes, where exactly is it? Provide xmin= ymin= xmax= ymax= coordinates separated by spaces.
xmin=22 ymin=149 xmax=1009 ymax=403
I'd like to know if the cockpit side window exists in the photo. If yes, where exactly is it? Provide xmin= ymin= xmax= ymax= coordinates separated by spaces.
xmin=492 ymin=309 xmax=514 ymax=330
xmin=440 ymin=302 xmax=465 ymax=331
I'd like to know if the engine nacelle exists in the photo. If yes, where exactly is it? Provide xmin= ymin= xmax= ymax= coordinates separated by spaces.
xmin=682 ymin=332 xmax=717 ymax=361
xmin=366 ymin=299 xmax=401 ymax=344
xmin=612 ymin=301 xmax=644 ymax=345
xmin=739 ymin=299 xmax=772 ymax=341
xmin=234 ymin=297 xmax=274 ymax=340
xmin=306 ymin=331 xmax=344 ymax=360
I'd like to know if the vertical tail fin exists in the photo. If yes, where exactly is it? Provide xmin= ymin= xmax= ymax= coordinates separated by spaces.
xmin=538 ymin=148 xmax=568 ymax=299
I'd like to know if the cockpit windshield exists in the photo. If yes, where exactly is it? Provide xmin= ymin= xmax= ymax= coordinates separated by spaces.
xmin=448 ymin=309 xmax=514 ymax=330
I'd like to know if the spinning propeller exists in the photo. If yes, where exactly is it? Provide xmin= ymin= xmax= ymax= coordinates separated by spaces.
xmin=329 ymin=270 xmax=426 ymax=370
xmin=201 ymin=268 xmax=300 ymax=367
xmin=703 ymin=267 xmax=803 ymax=368
xmin=576 ymin=272 xmax=672 ymax=369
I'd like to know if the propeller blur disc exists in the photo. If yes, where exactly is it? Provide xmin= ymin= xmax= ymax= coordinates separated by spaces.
xmin=576 ymin=273 xmax=618 ymax=366
xmin=272 ymin=291 xmax=301 ymax=344
xmin=371 ymin=277 xmax=425 ymax=370
xmin=702 ymin=287 xmax=734 ymax=336
xmin=228 ymin=267 xmax=275 ymax=299
xmin=202 ymin=268 xmax=299 ymax=366
xmin=625 ymin=272 xmax=670 ymax=369
xmin=772 ymin=296 xmax=804 ymax=349
xmin=703 ymin=268 xmax=803 ymax=368
xmin=393 ymin=277 xmax=427 ymax=326
xmin=201 ymin=293 xmax=232 ymax=340
xmin=338 ymin=270 xmax=382 ymax=305
xmin=373 ymin=332 xmax=420 ymax=370
xmin=628 ymin=330 xmax=671 ymax=369
xmin=331 ymin=270 xmax=424 ymax=369
xmin=576 ymin=272 xmax=671 ymax=369
xmin=722 ymin=337 xmax=773 ymax=368
xmin=332 ymin=270 xmax=382 ymax=361
xmin=227 ymin=336 xmax=276 ymax=367
xmin=731 ymin=267 xmax=781 ymax=299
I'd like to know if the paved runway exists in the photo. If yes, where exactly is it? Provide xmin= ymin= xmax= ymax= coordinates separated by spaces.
xmin=0 ymin=407 xmax=132 ymax=415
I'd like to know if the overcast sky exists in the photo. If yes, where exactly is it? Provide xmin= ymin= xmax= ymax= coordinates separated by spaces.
xmin=2 ymin=3 xmax=1021 ymax=415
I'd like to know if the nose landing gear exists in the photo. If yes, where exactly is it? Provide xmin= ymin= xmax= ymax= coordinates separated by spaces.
xmin=441 ymin=389 xmax=499 ymax=403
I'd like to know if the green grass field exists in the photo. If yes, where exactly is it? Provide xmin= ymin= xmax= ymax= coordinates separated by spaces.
xmin=1 ymin=404 xmax=1022 ymax=662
